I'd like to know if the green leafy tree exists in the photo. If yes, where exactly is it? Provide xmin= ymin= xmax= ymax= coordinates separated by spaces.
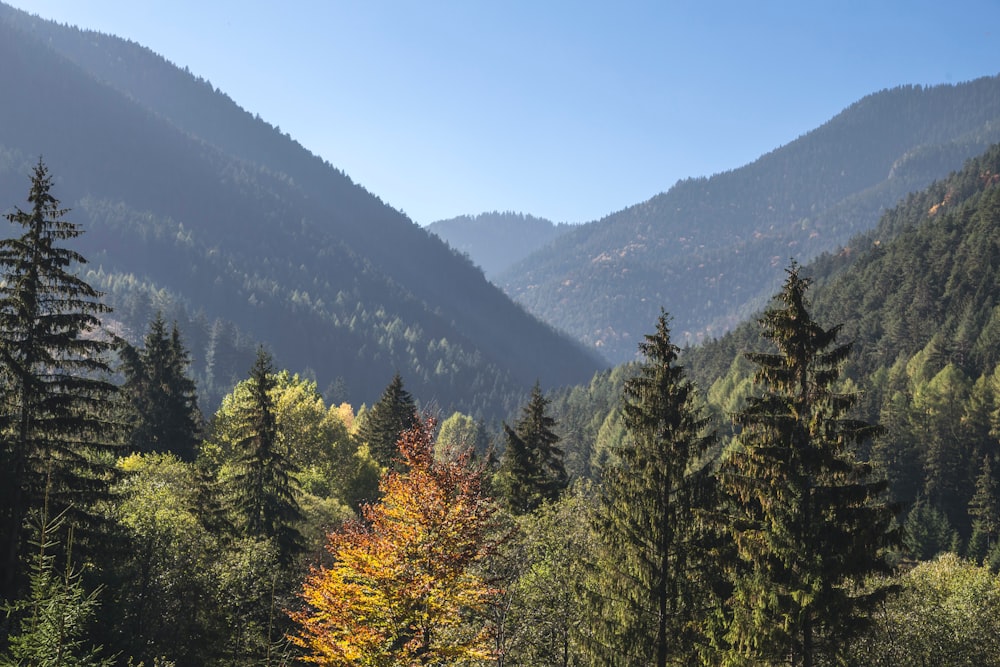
xmin=435 ymin=411 xmax=484 ymax=462
xmin=356 ymin=372 xmax=417 ymax=467
xmin=718 ymin=264 xmax=897 ymax=667
xmin=583 ymin=312 xmax=715 ymax=666
xmin=228 ymin=348 xmax=304 ymax=565
xmin=849 ymin=554 xmax=1000 ymax=665
xmin=494 ymin=382 xmax=568 ymax=514
xmin=0 ymin=162 xmax=120 ymax=604
xmin=492 ymin=485 xmax=593 ymax=667
xmin=121 ymin=312 xmax=201 ymax=460
xmin=108 ymin=453 xmax=220 ymax=665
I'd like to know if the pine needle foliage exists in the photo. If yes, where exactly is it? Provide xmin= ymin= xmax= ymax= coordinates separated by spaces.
xmin=0 ymin=161 xmax=120 ymax=604
xmin=583 ymin=311 xmax=716 ymax=666
xmin=494 ymin=382 xmax=568 ymax=514
xmin=229 ymin=347 xmax=304 ymax=566
xmin=718 ymin=263 xmax=898 ymax=667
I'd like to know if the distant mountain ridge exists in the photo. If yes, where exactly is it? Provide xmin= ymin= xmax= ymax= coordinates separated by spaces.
xmin=0 ymin=4 xmax=603 ymax=416
xmin=427 ymin=212 xmax=572 ymax=279
xmin=497 ymin=76 xmax=1000 ymax=364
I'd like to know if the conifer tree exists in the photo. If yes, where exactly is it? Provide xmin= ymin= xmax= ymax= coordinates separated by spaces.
xmin=968 ymin=455 xmax=1000 ymax=561
xmin=718 ymin=264 xmax=897 ymax=667
xmin=582 ymin=312 xmax=715 ymax=666
xmin=229 ymin=347 xmax=303 ymax=565
xmin=0 ymin=162 xmax=119 ymax=605
xmin=494 ymin=382 xmax=568 ymax=514
xmin=357 ymin=372 xmax=417 ymax=467
xmin=121 ymin=312 xmax=201 ymax=460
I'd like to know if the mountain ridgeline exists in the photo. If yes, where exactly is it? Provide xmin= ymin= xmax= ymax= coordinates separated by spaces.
xmin=427 ymin=212 xmax=572 ymax=279
xmin=498 ymin=76 xmax=1000 ymax=364
xmin=0 ymin=4 xmax=603 ymax=416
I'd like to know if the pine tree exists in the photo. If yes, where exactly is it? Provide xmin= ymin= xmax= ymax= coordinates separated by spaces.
xmin=583 ymin=312 xmax=715 ymax=666
xmin=121 ymin=312 xmax=201 ymax=460
xmin=229 ymin=347 xmax=303 ymax=565
xmin=0 ymin=162 xmax=120 ymax=605
xmin=357 ymin=372 xmax=417 ymax=467
xmin=968 ymin=455 xmax=1000 ymax=561
xmin=718 ymin=264 xmax=897 ymax=667
xmin=494 ymin=382 xmax=568 ymax=514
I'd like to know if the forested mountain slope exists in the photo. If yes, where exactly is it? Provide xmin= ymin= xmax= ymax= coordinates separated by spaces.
xmin=0 ymin=5 xmax=603 ymax=415
xmin=499 ymin=76 xmax=1000 ymax=364
xmin=681 ymin=143 xmax=1000 ymax=544
xmin=427 ymin=212 xmax=572 ymax=279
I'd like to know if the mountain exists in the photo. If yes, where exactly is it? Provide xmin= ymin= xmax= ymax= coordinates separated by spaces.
xmin=498 ymin=76 xmax=1000 ymax=364
xmin=427 ymin=212 xmax=572 ymax=279
xmin=681 ymin=142 xmax=1000 ymax=537
xmin=0 ymin=4 xmax=603 ymax=417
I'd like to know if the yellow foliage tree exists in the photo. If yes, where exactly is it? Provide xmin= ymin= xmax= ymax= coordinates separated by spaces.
xmin=289 ymin=418 xmax=500 ymax=665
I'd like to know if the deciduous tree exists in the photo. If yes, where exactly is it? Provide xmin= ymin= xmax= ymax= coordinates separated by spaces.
xmin=290 ymin=418 xmax=500 ymax=665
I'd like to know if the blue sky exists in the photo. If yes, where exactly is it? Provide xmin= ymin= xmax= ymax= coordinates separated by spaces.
xmin=8 ymin=1 xmax=1000 ymax=225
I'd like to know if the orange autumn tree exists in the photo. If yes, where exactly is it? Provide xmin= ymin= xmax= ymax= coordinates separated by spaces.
xmin=289 ymin=417 xmax=501 ymax=665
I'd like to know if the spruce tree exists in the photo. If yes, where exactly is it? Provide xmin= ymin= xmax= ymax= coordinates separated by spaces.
xmin=357 ymin=372 xmax=417 ymax=467
xmin=494 ymin=382 xmax=568 ymax=514
xmin=0 ymin=162 xmax=119 ymax=605
xmin=121 ymin=312 xmax=201 ymax=460
xmin=583 ymin=312 xmax=715 ymax=666
xmin=229 ymin=347 xmax=303 ymax=565
xmin=718 ymin=264 xmax=897 ymax=667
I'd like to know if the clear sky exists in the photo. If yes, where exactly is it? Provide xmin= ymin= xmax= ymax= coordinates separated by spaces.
xmin=7 ymin=1 xmax=1000 ymax=225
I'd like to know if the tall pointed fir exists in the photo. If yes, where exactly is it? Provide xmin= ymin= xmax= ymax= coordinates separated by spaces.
xmin=718 ymin=264 xmax=897 ymax=667
xmin=582 ymin=312 xmax=715 ymax=666
xmin=494 ymin=382 xmax=568 ymax=514
xmin=0 ymin=162 xmax=120 ymax=606
xmin=357 ymin=372 xmax=418 ymax=467
xmin=121 ymin=312 xmax=201 ymax=460
xmin=229 ymin=347 xmax=303 ymax=566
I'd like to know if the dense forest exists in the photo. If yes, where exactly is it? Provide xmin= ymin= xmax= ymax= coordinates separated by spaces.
xmin=0 ymin=3 xmax=602 ymax=419
xmin=499 ymin=75 xmax=1000 ymax=363
xmin=4 ymin=138 xmax=1000 ymax=665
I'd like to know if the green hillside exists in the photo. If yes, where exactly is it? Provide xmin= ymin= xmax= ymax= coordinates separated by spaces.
xmin=0 ymin=5 xmax=603 ymax=416
xmin=500 ymin=77 xmax=1000 ymax=363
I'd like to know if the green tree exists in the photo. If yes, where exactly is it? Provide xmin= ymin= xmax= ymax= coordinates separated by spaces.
xmin=228 ymin=348 xmax=304 ymax=565
xmin=849 ymin=554 xmax=1000 ymax=666
xmin=904 ymin=495 xmax=959 ymax=560
xmin=1 ymin=507 xmax=113 ymax=667
xmin=968 ymin=456 xmax=1000 ymax=562
xmin=583 ymin=312 xmax=715 ymax=666
xmin=494 ymin=382 xmax=568 ymax=514
xmin=435 ymin=411 xmax=483 ymax=462
xmin=121 ymin=312 xmax=201 ymax=460
xmin=356 ymin=372 xmax=417 ymax=467
xmin=718 ymin=264 xmax=897 ymax=667
xmin=0 ymin=162 xmax=120 ymax=604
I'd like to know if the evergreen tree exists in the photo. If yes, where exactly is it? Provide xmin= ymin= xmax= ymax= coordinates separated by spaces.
xmin=494 ymin=382 xmax=568 ymax=514
xmin=357 ymin=372 xmax=417 ymax=467
xmin=968 ymin=455 xmax=1000 ymax=561
xmin=229 ymin=347 xmax=303 ymax=565
xmin=121 ymin=312 xmax=201 ymax=460
xmin=582 ymin=312 xmax=715 ymax=666
xmin=718 ymin=264 xmax=897 ymax=667
xmin=0 ymin=162 xmax=120 ymax=605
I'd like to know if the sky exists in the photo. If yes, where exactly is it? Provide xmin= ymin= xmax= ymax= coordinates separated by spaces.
xmin=7 ymin=1 xmax=1000 ymax=225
